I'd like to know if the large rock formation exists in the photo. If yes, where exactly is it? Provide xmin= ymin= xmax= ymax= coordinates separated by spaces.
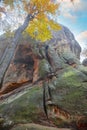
xmin=0 ymin=67 xmax=87 ymax=129
xmin=0 ymin=25 xmax=87 ymax=130
xmin=0 ymin=25 xmax=81 ymax=93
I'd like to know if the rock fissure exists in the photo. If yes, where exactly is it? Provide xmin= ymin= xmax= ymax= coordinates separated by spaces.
xmin=0 ymin=25 xmax=87 ymax=130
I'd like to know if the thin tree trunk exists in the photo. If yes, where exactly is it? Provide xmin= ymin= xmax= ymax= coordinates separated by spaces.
xmin=0 ymin=14 xmax=32 ymax=88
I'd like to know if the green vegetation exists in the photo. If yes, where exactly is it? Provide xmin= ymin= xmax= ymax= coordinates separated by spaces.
xmin=78 ymin=65 xmax=87 ymax=75
xmin=39 ymin=59 xmax=50 ymax=78
xmin=0 ymin=86 xmax=43 ymax=124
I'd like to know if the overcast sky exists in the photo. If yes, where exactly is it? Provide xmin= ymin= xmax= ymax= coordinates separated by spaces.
xmin=58 ymin=0 xmax=87 ymax=50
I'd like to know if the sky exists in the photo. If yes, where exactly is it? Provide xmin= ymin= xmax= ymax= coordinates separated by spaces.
xmin=57 ymin=0 xmax=87 ymax=52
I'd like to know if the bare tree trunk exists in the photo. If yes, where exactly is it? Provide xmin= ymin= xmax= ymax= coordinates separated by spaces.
xmin=0 ymin=14 xmax=32 ymax=88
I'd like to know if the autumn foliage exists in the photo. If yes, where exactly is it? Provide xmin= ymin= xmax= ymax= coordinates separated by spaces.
xmin=0 ymin=0 xmax=61 ymax=42
xmin=23 ymin=0 xmax=61 ymax=42
xmin=0 ymin=0 xmax=74 ymax=42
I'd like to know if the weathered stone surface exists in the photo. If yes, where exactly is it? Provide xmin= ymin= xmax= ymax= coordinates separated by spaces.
xmin=0 ymin=44 xmax=34 ymax=94
xmin=50 ymin=25 xmax=81 ymax=59
xmin=0 ymin=35 xmax=11 ymax=62
xmin=77 ymin=65 xmax=87 ymax=76
xmin=60 ymin=52 xmax=80 ymax=66
xmin=47 ymin=45 xmax=63 ymax=71
xmin=11 ymin=123 xmax=71 ymax=130
xmin=50 ymin=67 xmax=87 ymax=115
xmin=0 ymin=25 xmax=81 ymax=92
xmin=82 ymin=58 xmax=87 ymax=66
xmin=0 ymin=25 xmax=86 ymax=130
xmin=39 ymin=59 xmax=51 ymax=78
xmin=0 ymin=65 xmax=87 ymax=128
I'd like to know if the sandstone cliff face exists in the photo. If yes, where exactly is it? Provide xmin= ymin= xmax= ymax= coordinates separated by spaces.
xmin=0 ymin=25 xmax=81 ymax=65
xmin=0 ymin=25 xmax=81 ymax=94
xmin=0 ymin=26 xmax=87 ymax=130
xmin=50 ymin=25 xmax=81 ymax=59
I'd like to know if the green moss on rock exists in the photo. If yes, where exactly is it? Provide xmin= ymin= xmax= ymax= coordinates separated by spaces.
xmin=50 ymin=66 xmax=87 ymax=115
xmin=0 ymin=86 xmax=43 ymax=124
xmin=0 ymin=65 xmax=87 ymax=127
xmin=60 ymin=52 xmax=80 ymax=65
xmin=77 ymin=65 xmax=87 ymax=76
xmin=39 ymin=59 xmax=51 ymax=78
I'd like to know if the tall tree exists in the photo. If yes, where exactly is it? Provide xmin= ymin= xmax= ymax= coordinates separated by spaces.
xmin=0 ymin=0 xmax=61 ymax=87
xmin=0 ymin=0 xmax=74 ymax=87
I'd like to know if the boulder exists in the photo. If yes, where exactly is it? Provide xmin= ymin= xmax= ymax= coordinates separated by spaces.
xmin=0 ymin=25 xmax=85 ymax=130
xmin=82 ymin=58 xmax=87 ymax=66
xmin=0 ymin=65 xmax=87 ymax=129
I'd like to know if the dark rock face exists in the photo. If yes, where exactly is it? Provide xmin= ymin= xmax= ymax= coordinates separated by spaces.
xmin=82 ymin=58 xmax=87 ymax=66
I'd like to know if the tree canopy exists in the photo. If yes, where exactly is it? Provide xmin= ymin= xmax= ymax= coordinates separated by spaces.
xmin=0 ymin=0 xmax=62 ymax=42
xmin=0 ymin=0 xmax=74 ymax=42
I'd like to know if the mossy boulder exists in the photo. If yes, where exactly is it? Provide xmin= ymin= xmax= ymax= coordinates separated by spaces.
xmin=0 ymin=86 xmax=43 ymax=125
xmin=82 ymin=58 xmax=87 ymax=66
xmin=60 ymin=52 xmax=80 ymax=65
xmin=47 ymin=45 xmax=64 ymax=70
xmin=49 ymin=66 xmax=87 ymax=115
xmin=0 ymin=66 xmax=87 ymax=128
xmin=77 ymin=65 xmax=87 ymax=76
xmin=39 ymin=59 xmax=51 ymax=78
